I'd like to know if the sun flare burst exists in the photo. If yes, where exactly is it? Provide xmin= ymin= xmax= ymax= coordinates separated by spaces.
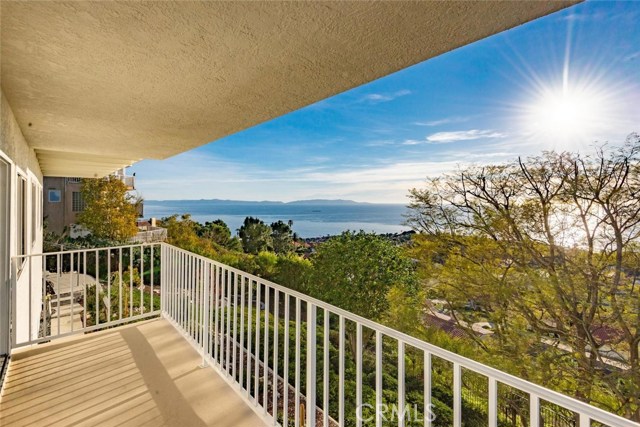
xmin=511 ymin=18 xmax=638 ymax=152
xmin=518 ymin=74 xmax=624 ymax=150
xmin=529 ymin=87 xmax=599 ymax=137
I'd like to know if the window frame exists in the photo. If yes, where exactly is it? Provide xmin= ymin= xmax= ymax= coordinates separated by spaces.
xmin=31 ymin=182 xmax=37 ymax=246
xmin=71 ymin=191 xmax=86 ymax=213
xmin=16 ymin=173 xmax=27 ymax=258
xmin=48 ymin=189 xmax=61 ymax=203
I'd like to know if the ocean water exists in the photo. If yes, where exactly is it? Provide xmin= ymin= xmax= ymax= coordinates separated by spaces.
xmin=143 ymin=200 xmax=411 ymax=238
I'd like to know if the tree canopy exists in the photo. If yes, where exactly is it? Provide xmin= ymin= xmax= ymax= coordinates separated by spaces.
xmin=309 ymin=230 xmax=417 ymax=321
xmin=159 ymin=214 xmax=216 ymax=257
xmin=270 ymin=220 xmax=295 ymax=254
xmin=238 ymin=216 xmax=273 ymax=254
xmin=406 ymin=134 xmax=640 ymax=420
xmin=77 ymin=177 xmax=139 ymax=241
xmin=197 ymin=219 xmax=242 ymax=251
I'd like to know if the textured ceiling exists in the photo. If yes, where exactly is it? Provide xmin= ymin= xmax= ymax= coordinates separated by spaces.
xmin=1 ymin=1 xmax=578 ymax=177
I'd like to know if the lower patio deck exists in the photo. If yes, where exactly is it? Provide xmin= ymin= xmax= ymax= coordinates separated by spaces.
xmin=0 ymin=318 xmax=267 ymax=427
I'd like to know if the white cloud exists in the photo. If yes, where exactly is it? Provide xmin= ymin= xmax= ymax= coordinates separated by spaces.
xmin=361 ymin=89 xmax=411 ymax=103
xmin=426 ymin=129 xmax=506 ymax=143
xmin=131 ymin=137 xmax=526 ymax=204
xmin=402 ymin=139 xmax=422 ymax=145
xmin=130 ymin=150 xmax=471 ymax=204
xmin=302 ymin=160 xmax=463 ymax=186
xmin=364 ymin=139 xmax=396 ymax=147
xmin=364 ymin=94 xmax=388 ymax=101
xmin=413 ymin=116 xmax=473 ymax=127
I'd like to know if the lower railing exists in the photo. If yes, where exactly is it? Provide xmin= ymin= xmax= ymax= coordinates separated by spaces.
xmin=11 ymin=243 xmax=638 ymax=427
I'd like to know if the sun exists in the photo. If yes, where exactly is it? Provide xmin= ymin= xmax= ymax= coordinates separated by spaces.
xmin=529 ymin=87 xmax=599 ymax=138
xmin=520 ymin=80 xmax=613 ymax=148
xmin=511 ymin=17 xmax=636 ymax=151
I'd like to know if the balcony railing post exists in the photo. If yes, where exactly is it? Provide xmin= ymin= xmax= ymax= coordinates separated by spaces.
xmin=488 ymin=377 xmax=497 ymax=427
xmin=150 ymin=245 xmax=154 ymax=313
xmin=10 ymin=257 xmax=18 ymax=351
xmin=306 ymin=303 xmax=317 ymax=427
xmin=530 ymin=393 xmax=540 ymax=427
xmin=453 ymin=362 xmax=461 ymax=427
xmin=322 ymin=309 xmax=330 ymax=427
xmin=28 ymin=254 xmax=32 ymax=342
xmin=376 ymin=331 xmax=383 ymax=427
xmin=356 ymin=323 xmax=363 ymax=427
xmin=162 ymin=245 xmax=168 ymax=317
xmin=262 ymin=283 xmax=270 ymax=410
xmin=338 ymin=315 xmax=345 ymax=427
xmin=200 ymin=262 xmax=210 ymax=368
xmin=424 ymin=351 xmax=432 ymax=427
xmin=579 ymin=413 xmax=590 ymax=427
xmin=245 ymin=278 xmax=253 ymax=395
xmin=398 ymin=341 xmax=405 ymax=427
xmin=294 ymin=298 xmax=301 ymax=426
xmin=239 ymin=275 xmax=246 ymax=391
xmin=283 ymin=293 xmax=290 ymax=427
xmin=272 ymin=289 xmax=280 ymax=425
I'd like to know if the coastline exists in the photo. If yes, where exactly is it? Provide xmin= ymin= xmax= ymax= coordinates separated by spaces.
xmin=143 ymin=200 xmax=410 ymax=239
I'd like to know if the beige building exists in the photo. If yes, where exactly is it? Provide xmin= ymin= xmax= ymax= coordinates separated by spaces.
xmin=42 ymin=171 xmax=138 ymax=235
xmin=42 ymin=177 xmax=83 ymax=235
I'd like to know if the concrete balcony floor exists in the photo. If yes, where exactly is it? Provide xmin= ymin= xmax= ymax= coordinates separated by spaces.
xmin=0 ymin=319 xmax=267 ymax=427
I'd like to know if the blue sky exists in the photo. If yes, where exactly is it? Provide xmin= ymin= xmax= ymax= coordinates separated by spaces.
xmin=132 ymin=1 xmax=640 ymax=204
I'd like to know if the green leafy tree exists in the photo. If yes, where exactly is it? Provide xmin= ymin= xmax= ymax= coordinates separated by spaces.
xmin=159 ymin=214 xmax=217 ymax=258
xmin=198 ymin=219 xmax=242 ymax=250
xmin=309 ymin=231 xmax=417 ymax=358
xmin=255 ymin=251 xmax=278 ymax=278
xmin=406 ymin=134 xmax=640 ymax=420
xmin=273 ymin=253 xmax=312 ymax=294
xmin=270 ymin=220 xmax=295 ymax=254
xmin=77 ymin=177 xmax=138 ymax=241
xmin=160 ymin=214 xmax=200 ymax=248
xmin=382 ymin=286 xmax=425 ymax=337
xmin=238 ymin=216 xmax=273 ymax=254
xmin=310 ymin=231 xmax=416 ymax=320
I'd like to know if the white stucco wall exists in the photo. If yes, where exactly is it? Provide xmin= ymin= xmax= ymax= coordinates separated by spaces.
xmin=1 ymin=91 xmax=43 ymax=348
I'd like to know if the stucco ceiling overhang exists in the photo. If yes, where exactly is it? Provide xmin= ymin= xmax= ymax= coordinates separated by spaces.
xmin=1 ymin=1 xmax=579 ymax=177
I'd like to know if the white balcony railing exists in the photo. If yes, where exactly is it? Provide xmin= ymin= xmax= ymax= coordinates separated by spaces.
xmin=128 ymin=227 xmax=168 ymax=244
xmin=11 ymin=243 xmax=639 ymax=427
xmin=11 ymin=243 xmax=161 ymax=347
xmin=120 ymin=175 xmax=135 ymax=189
